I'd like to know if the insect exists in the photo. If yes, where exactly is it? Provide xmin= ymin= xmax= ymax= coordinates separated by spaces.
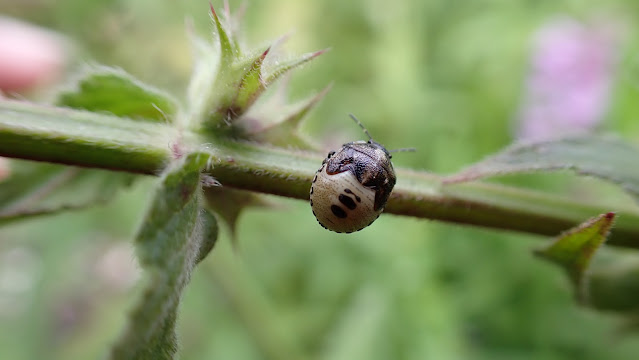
xmin=310 ymin=114 xmax=413 ymax=233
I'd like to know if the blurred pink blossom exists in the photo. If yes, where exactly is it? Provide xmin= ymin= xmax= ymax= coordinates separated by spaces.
xmin=516 ymin=17 xmax=623 ymax=140
xmin=0 ymin=16 xmax=68 ymax=93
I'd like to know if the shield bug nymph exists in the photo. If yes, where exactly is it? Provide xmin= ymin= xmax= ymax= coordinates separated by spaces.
xmin=310 ymin=114 xmax=413 ymax=233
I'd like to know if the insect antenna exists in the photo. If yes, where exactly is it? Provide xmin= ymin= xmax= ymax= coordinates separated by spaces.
xmin=389 ymin=147 xmax=416 ymax=153
xmin=348 ymin=114 xmax=373 ymax=141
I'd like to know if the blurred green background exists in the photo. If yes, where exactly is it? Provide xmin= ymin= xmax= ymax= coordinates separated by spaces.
xmin=2 ymin=0 xmax=639 ymax=359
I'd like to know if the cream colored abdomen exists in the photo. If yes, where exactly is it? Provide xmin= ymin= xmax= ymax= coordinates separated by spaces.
xmin=310 ymin=165 xmax=381 ymax=233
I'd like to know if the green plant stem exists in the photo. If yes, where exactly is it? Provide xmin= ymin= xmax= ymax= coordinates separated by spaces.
xmin=0 ymin=100 xmax=173 ymax=174
xmin=2 ymin=99 xmax=639 ymax=247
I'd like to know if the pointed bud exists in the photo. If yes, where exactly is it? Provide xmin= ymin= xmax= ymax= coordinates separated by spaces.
xmin=534 ymin=212 xmax=614 ymax=303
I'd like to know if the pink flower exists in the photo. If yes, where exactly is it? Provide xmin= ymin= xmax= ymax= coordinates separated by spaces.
xmin=516 ymin=17 xmax=622 ymax=140
xmin=0 ymin=17 xmax=68 ymax=93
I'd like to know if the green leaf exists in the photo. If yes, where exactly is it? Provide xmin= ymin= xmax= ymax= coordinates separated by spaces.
xmin=195 ymin=209 xmax=219 ymax=264
xmin=0 ymin=159 xmax=134 ymax=223
xmin=263 ymin=49 xmax=328 ymax=85
xmin=244 ymin=82 xmax=331 ymax=148
xmin=185 ymin=32 xmax=222 ymax=128
xmin=445 ymin=135 xmax=639 ymax=202
xmin=232 ymin=47 xmax=270 ymax=112
xmin=186 ymin=4 xmax=244 ymax=128
xmin=210 ymin=3 xmax=238 ymax=66
xmin=109 ymin=153 xmax=216 ymax=360
xmin=534 ymin=212 xmax=615 ymax=303
xmin=57 ymin=66 xmax=178 ymax=121
xmin=211 ymin=48 xmax=272 ymax=125
xmin=207 ymin=46 xmax=327 ymax=129
xmin=203 ymin=186 xmax=272 ymax=249
xmin=188 ymin=5 xmax=326 ymax=131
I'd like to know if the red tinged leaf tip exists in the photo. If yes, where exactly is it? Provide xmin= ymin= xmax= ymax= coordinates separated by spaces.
xmin=245 ymin=47 xmax=269 ymax=76
xmin=209 ymin=2 xmax=237 ymax=63
xmin=311 ymin=48 xmax=330 ymax=58
xmin=534 ymin=212 xmax=616 ymax=304
xmin=209 ymin=3 xmax=219 ymax=20
xmin=261 ymin=46 xmax=271 ymax=59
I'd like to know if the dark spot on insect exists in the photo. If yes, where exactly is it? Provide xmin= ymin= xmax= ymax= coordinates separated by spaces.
xmin=310 ymin=186 xmax=314 ymax=194
xmin=344 ymin=188 xmax=361 ymax=202
xmin=312 ymin=174 xmax=318 ymax=183
xmin=327 ymin=151 xmax=335 ymax=159
xmin=339 ymin=194 xmax=357 ymax=210
xmin=331 ymin=205 xmax=347 ymax=218
xmin=340 ymin=157 xmax=353 ymax=166
xmin=310 ymin=199 xmax=313 ymax=206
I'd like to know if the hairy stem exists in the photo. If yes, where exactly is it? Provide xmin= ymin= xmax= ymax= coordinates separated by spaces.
xmin=2 ymin=99 xmax=639 ymax=247
xmin=0 ymin=100 xmax=172 ymax=173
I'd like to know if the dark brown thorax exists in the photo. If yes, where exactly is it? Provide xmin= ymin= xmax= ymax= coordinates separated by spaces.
xmin=324 ymin=140 xmax=396 ymax=210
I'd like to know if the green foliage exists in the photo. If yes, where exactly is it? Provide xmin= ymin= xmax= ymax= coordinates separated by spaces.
xmin=0 ymin=62 xmax=177 ymax=224
xmin=0 ymin=161 xmax=133 ymax=223
xmin=58 ymin=66 xmax=179 ymax=121
xmin=535 ymin=212 xmax=615 ymax=303
xmin=446 ymin=135 xmax=639 ymax=202
xmin=536 ymin=214 xmax=639 ymax=317
xmin=188 ymin=4 xmax=325 ymax=134
xmin=204 ymin=186 xmax=271 ymax=248
xmin=0 ymin=64 xmax=172 ymax=223
xmin=2 ymin=4 xmax=327 ymax=358
xmin=3 ymin=1 xmax=639 ymax=360
xmin=243 ymin=82 xmax=332 ymax=148
xmin=110 ymin=153 xmax=217 ymax=359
